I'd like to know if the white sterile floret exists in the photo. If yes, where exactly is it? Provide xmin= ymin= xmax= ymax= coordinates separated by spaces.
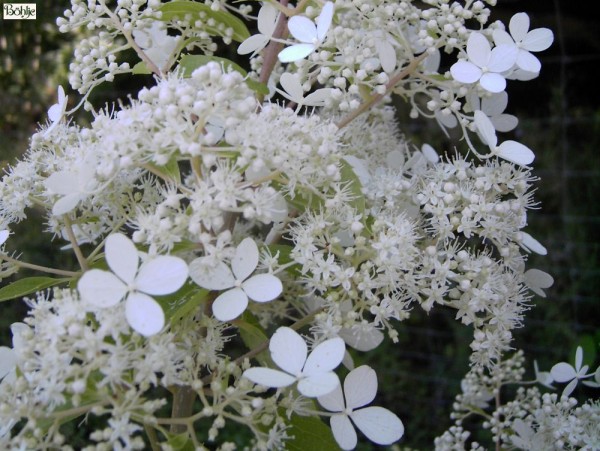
xmin=317 ymin=365 xmax=404 ymax=450
xmin=238 ymin=3 xmax=279 ymax=56
xmin=44 ymin=159 xmax=99 ymax=216
xmin=278 ymin=2 xmax=334 ymax=63
xmin=132 ymin=22 xmax=179 ymax=72
xmin=524 ymin=268 xmax=554 ymax=298
xmin=243 ymin=327 xmax=345 ymax=397
xmin=469 ymin=91 xmax=518 ymax=132
xmin=474 ymin=110 xmax=534 ymax=165
xmin=78 ymin=233 xmax=189 ymax=336
xmin=189 ymin=237 xmax=283 ymax=321
xmin=277 ymin=72 xmax=333 ymax=108
xmin=0 ymin=323 xmax=28 ymax=387
xmin=45 ymin=85 xmax=68 ymax=136
xmin=550 ymin=346 xmax=592 ymax=397
xmin=450 ymin=32 xmax=518 ymax=93
xmin=493 ymin=13 xmax=554 ymax=74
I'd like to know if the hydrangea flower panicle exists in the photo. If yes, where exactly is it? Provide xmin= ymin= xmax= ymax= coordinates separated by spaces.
xmin=189 ymin=237 xmax=283 ymax=321
xmin=278 ymin=2 xmax=334 ymax=63
xmin=77 ymin=233 xmax=189 ymax=336
xmin=243 ymin=327 xmax=345 ymax=397
xmin=317 ymin=365 xmax=404 ymax=449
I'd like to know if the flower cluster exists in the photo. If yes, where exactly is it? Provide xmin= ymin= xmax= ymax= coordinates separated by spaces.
xmin=1 ymin=0 xmax=585 ymax=449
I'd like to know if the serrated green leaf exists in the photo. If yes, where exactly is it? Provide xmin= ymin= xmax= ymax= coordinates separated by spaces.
xmin=234 ymin=311 xmax=273 ymax=366
xmin=178 ymin=54 xmax=269 ymax=95
xmin=0 ymin=277 xmax=69 ymax=302
xmin=132 ymin=61 xmax=152 ymax=74
xmin=159 ymin=1 xmax=250 ymax=42
xmin=285 ymin=414 xmax=340 ymax=451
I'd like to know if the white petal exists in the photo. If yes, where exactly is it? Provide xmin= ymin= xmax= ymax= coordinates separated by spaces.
xmin=522 ymin=28 xmax=553 ymax=52
xmin=493 ymin=29 xmax=513 ymax=47
xmin=10 ymin=323 xmax=29 ymax=350
xmin=575 ymin=346 xmax=583 ymax=371
xmin=316 ymin=2 xmax=334 ymax=41
xmin=45 ymin=171 xmax=79 ymax=195
xmin=421 ymin=143 xmax=439 ymax=164
xmin=317 ymin=383 xmax=345 ymax=412
xmin=238 ymin=34 xmax=269 ymax=55
xmin=105 ymin=233 xmax=139 ymax=284
xmin=344 ymin=365 xmax=378 ymax=410
xmin=287 ymin=15 xmax=316 ymax=43
xmin=212 ymin=288 xmax=248 ymax=321
xmin=339 ymin=327 xmax=384 ymax=352
xmin=330 ymin=414 xmax=357 ymax=450
xmin=496 ymin=140 xmax=534 ymax=165
xmin=492 ymin=114 xmax=518 ymax=133
xmin=480 ymin=72 xmax=506 ymax=93
xmin=52 ymin=193 xmax=82 ymax=216
xmin=488 ymin=44 xmax=518 ymax=73
xmin=0 ymin=347 xmax=17 ymax=380
xmin=278 ymin=43 xmax=316 ymax=62
xmin=279 ymin=73 xmax=304 ymax=103
xmin=524 ymin=269 xmax=554 ymax=289
xmin=303 ymin=337 xmax=345 ymax=376
xmin=350 ymin=406 xmax=404 ymax=445
xmin=516 ymin=51 xmax=541 ymax=73
xmin=125 ymin=292 xmax=165 ymax=336
xmin=551 ymin=362 xmax=577 ymax=383
xmin=304 ymin=88 xmax=333 ymax=106
xmin=257 ymin=3 xmax=278 ymax=35
xmin=232 ymin=237 xmax=259 ymax=281
xmin=467 ymin=32 xmax=491 ymax=67
xmin=562 ymin=378 xmax=578 ymax=397
xmin=243 ymin=367 xmax=296 ymax=388
xmin=474 ymin=110 xmax=497 ymax=148
xmin=243 ymin=273 xmax=282 ymax=302
xmin=189 ymin=258 xmax=235 ymax=290
xmin=509 ymin=13 xmax=530 ymax=42
xmin=78 ymin=269 xmax=127 ymax=308
xmin=298 ymin=371 xmax=340 ymax=397
xmin=136 ymin=256 xmax=188 ymax=295
xmin=0 ymin=230 xmax=9 ymax=246
xmin=376 ymin=39 xmax=396 ymax=73
xmin=481 ymin=91 xmax=508 ymax=116
xmin=269 ymin=327 xmax=307 ymax=375
xmin=520 ymin=232 xmax=547 ymax=255
xmin=450 ymin=61 xmax=481 ymax=84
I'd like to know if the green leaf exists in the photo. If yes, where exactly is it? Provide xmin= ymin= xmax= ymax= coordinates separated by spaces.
xmin=339 ymin=159 xmax=365 ymax=215
xmin=132 ymin=61 xmax=152 ymax=74
xmin=164 ymin=432 xmax=196 ymax=451
xmin=0 ymin=277 xmax=69 ymax=302
xmin=285 ymin=414 xmax=340 ymax=451
xmin=146 ymin=157 xmax=181 ymax=184
xmin=159 ymin=1 xmax=250 ymax=43
xmin=158 ymin=281 xmax=209 ymax=324
xmin=178 ymin=54 xmax=269 ymax=95
xmin=233 ymin=311 xmax=273 ymax=366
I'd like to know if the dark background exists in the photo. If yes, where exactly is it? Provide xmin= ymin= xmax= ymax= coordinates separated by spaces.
xmin=1 ymin=1 xmax=599 ymax=448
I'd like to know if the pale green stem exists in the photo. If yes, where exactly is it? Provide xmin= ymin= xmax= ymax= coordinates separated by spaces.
xmin=62 ymin=215 xmax=89 ymax=271
xmin=0 ymin=253 xmax=78 ymax=277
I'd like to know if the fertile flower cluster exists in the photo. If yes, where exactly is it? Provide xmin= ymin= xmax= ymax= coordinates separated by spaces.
xmin=2 ymin=0 xmax=594 ymax=449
